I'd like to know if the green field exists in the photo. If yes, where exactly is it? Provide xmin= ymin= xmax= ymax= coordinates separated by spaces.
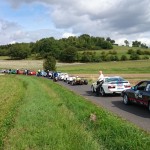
xmin=57 ymin=60 xmax=150 ymax=74
xmin=0 ymin=75 xmax=150 ymax=150
xmin=78 ymin=45 xmax=150 ymax=59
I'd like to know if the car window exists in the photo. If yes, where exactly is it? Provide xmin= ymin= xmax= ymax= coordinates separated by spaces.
xmin=105 ymin=77 xmax=126 ymax=82
xmin=145 ymin=84 xmax=150 ymax=92
xmin=137 ymin=81 xmax=147 ymax=91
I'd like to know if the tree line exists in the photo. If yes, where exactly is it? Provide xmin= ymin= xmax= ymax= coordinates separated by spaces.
xmin=0 ymin=34 xmax=149 ymax=63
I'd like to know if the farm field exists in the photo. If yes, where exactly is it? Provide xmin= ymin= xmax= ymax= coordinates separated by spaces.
xmin=0 ymin=75 xmax=150 ymax=149
xmin=0 ymin=59 xmax=150 ymax=74
xmin=0 ymin=59 xmax=150 ymax=85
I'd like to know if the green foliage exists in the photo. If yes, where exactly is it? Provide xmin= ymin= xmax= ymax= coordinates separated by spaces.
xmin=33 ymin=37 xmax=61 ymax=59
xmin=127 ymin=49 xmax=134 ymax=54
xmin=43 ymin=55 xmax=56 ymax=71
xmin=108 ymin=50 xmax=117 ymax=55
xmin=132 ymin=41 xmax=148 ymax=48
xmin=124 ymin=40 xmax=129 ymax=46
xmin=130 ymin=53 xmax=140 ymax=60
xmin=8 ymin=43 xmax=31 ymax=59
xmin=120 ymin=55 xmax=128 ymax=61
xmin=142 ymin=56 xmax=149 ymax=60
xmin=143 ymin=50 xmax=150 ymax=55
xmin=132 ymin=40 xmax=141 ymax=47
xmin=59 ymin=47 xmax=77 ymax=63
xmin=0 ymin=48 xmax=9 ymax=56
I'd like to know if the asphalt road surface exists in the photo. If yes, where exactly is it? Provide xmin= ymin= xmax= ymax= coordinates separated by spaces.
xmin=58 ymin=81 xmax=150 ymax=133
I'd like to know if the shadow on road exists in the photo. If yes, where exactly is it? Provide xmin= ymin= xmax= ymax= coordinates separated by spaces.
xmin=112 ymin=100 xmax=150 ymax=118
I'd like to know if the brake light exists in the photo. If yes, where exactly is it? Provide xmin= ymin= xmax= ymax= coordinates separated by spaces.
xmin=108 ymin=85 xmax=115 ymax=88
xmin=124 ymin=85 xmax=131 ymax=88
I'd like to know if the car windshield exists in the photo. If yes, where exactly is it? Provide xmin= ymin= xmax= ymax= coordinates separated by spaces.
xmin=105 ymin=77 xmax=126 ymax=82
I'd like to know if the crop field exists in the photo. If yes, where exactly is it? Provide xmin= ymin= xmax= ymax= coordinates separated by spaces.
xmin=0 ymin=75 xmax=150 ymax=150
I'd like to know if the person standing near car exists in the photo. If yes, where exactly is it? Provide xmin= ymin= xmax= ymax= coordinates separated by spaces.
xmin=98 ymin=70 xmax=104 ymax=82
xmin=96 ymin=70 xmax=104 ymax=95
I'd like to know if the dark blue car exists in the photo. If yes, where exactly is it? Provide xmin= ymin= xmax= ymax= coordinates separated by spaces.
xmin=121 ymin=80 xmax=150 ymax=111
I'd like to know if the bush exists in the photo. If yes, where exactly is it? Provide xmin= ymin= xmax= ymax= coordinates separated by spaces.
xmin=130 ymin=53 xmax=140 ymax=60
xmin=80 ymin=52 xmax=99 ymax=62
xmin=108 ymin=50 xmax=117 ymax=55
xmin=143 ymin=51 xmax=150 ymax=55
xmin=109 ymin=55 xmax=119 ymax=61
xmin=127 ymin=49 xmax=134 ymax=54
xmin=120 ymin=55 xmax=128 ymax=61
xmin=136 ymin=49 xmax=143 ymax=55
xmin=43 ymin=55 xmax=56 ymax=71
xmin=142 ymin=56 xmax=149 ymax=60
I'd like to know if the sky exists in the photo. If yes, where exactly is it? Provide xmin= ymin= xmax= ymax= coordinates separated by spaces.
xmin=0 ymin=0 xmax=150 ymax=46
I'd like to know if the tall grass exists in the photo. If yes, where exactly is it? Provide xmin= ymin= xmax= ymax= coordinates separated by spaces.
xmin=1 ymin=76 xmax=150 ymax=150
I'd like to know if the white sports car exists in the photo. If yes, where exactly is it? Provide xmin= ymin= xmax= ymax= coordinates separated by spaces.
xmin=66 ymin=75 xmax=76 ymax=84
xmin=91 ymin=76 xmax=131 ymax=96
xmin=58 ymin=73 xmax=68 ymax=80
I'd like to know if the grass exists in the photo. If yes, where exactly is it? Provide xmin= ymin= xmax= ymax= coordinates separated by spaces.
xmin=78 ymin=45 xmax=150 ymax=59
xmin=0 ymin=75 xmax=25 ymax=148
xmin=57 ymin=60 xmax=150 ymax=74
xmin=0 ymin=75 xmax=150 ymax=150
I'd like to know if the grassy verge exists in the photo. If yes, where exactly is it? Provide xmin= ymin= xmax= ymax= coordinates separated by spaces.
xmin=0 ymin=75 xmax=26 ymax=149
xmin=1 ymin=76 xmax=150 ymax=150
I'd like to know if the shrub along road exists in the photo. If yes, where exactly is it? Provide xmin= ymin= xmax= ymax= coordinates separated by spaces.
xmin=58 ymin=81 xmax=150 ymax=133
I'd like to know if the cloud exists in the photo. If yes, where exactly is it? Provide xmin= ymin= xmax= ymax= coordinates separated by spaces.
xmin=3 ymin=0 xmax=150 ymax=46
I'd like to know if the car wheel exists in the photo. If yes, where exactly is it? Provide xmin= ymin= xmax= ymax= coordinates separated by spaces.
xmin=91 ymin=86 xmax=95 ymax=93
xmin=148 ymin=102 xmax=150 ymax=111
xmin=71 ymin=81 xmax=75 ymax=86
xmin=84 ymin=80 xmax=88 ymax=85
xmin=100 ymin=87 xmax=105 ymax=96
xmin=123 ymin=94 xmax=130 ymax=105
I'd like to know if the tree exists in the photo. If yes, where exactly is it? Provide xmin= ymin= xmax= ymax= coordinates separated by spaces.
xmin=124 ymin=40 xmax=129 ymax=46
xmin=43 ymin=55 xmax=56 ymax=71
xmin=59 ymin=47 xmax=77 ymax=63
xmin=132 ymin=41 xmax=141 ymax=47
xmin=8 ymin=43 xmax=30 ymax=59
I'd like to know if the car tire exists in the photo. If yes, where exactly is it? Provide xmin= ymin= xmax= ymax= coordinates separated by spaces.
xmin=91 ymin=86 xmax=95 ymax=93
xmin=100 ymin=87 xmax=105 ymax=96
xmin=84 ymin=80 xmax=88 ymax=85
xmin=123 ymin=94 xmax=130 ymax=105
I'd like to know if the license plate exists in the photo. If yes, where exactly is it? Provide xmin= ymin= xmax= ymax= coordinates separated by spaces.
xmin=117 ymin=84 xmax=123 ymax=88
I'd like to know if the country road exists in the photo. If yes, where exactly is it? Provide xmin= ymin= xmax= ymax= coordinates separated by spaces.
xmin=58 ymin=81 xmax=150 ymax=133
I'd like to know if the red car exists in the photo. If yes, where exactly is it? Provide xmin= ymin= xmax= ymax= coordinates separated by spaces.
xmin=28 ymin=70 xmax=36 ymax=75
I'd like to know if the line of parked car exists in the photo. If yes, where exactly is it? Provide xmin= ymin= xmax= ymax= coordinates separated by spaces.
xmin=0 ymin=69 xmax=88 ymax=85
xmin=91 ymin=76 xmax=150 ymax=111
xmin=0 ymin=69 xmax=150 ymax=111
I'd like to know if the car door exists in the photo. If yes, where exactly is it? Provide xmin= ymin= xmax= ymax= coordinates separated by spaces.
xmin=133 ymin=81 xmax=148 ymax=105
xmin=138 ymin=83 xmax=150 ymax=106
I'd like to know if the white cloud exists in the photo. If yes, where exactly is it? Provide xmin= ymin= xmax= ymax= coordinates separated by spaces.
xmin=62 ymin=32 xmax=76 ymax=38
xmin=1 ymin=0 xmax=150 ymax=46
